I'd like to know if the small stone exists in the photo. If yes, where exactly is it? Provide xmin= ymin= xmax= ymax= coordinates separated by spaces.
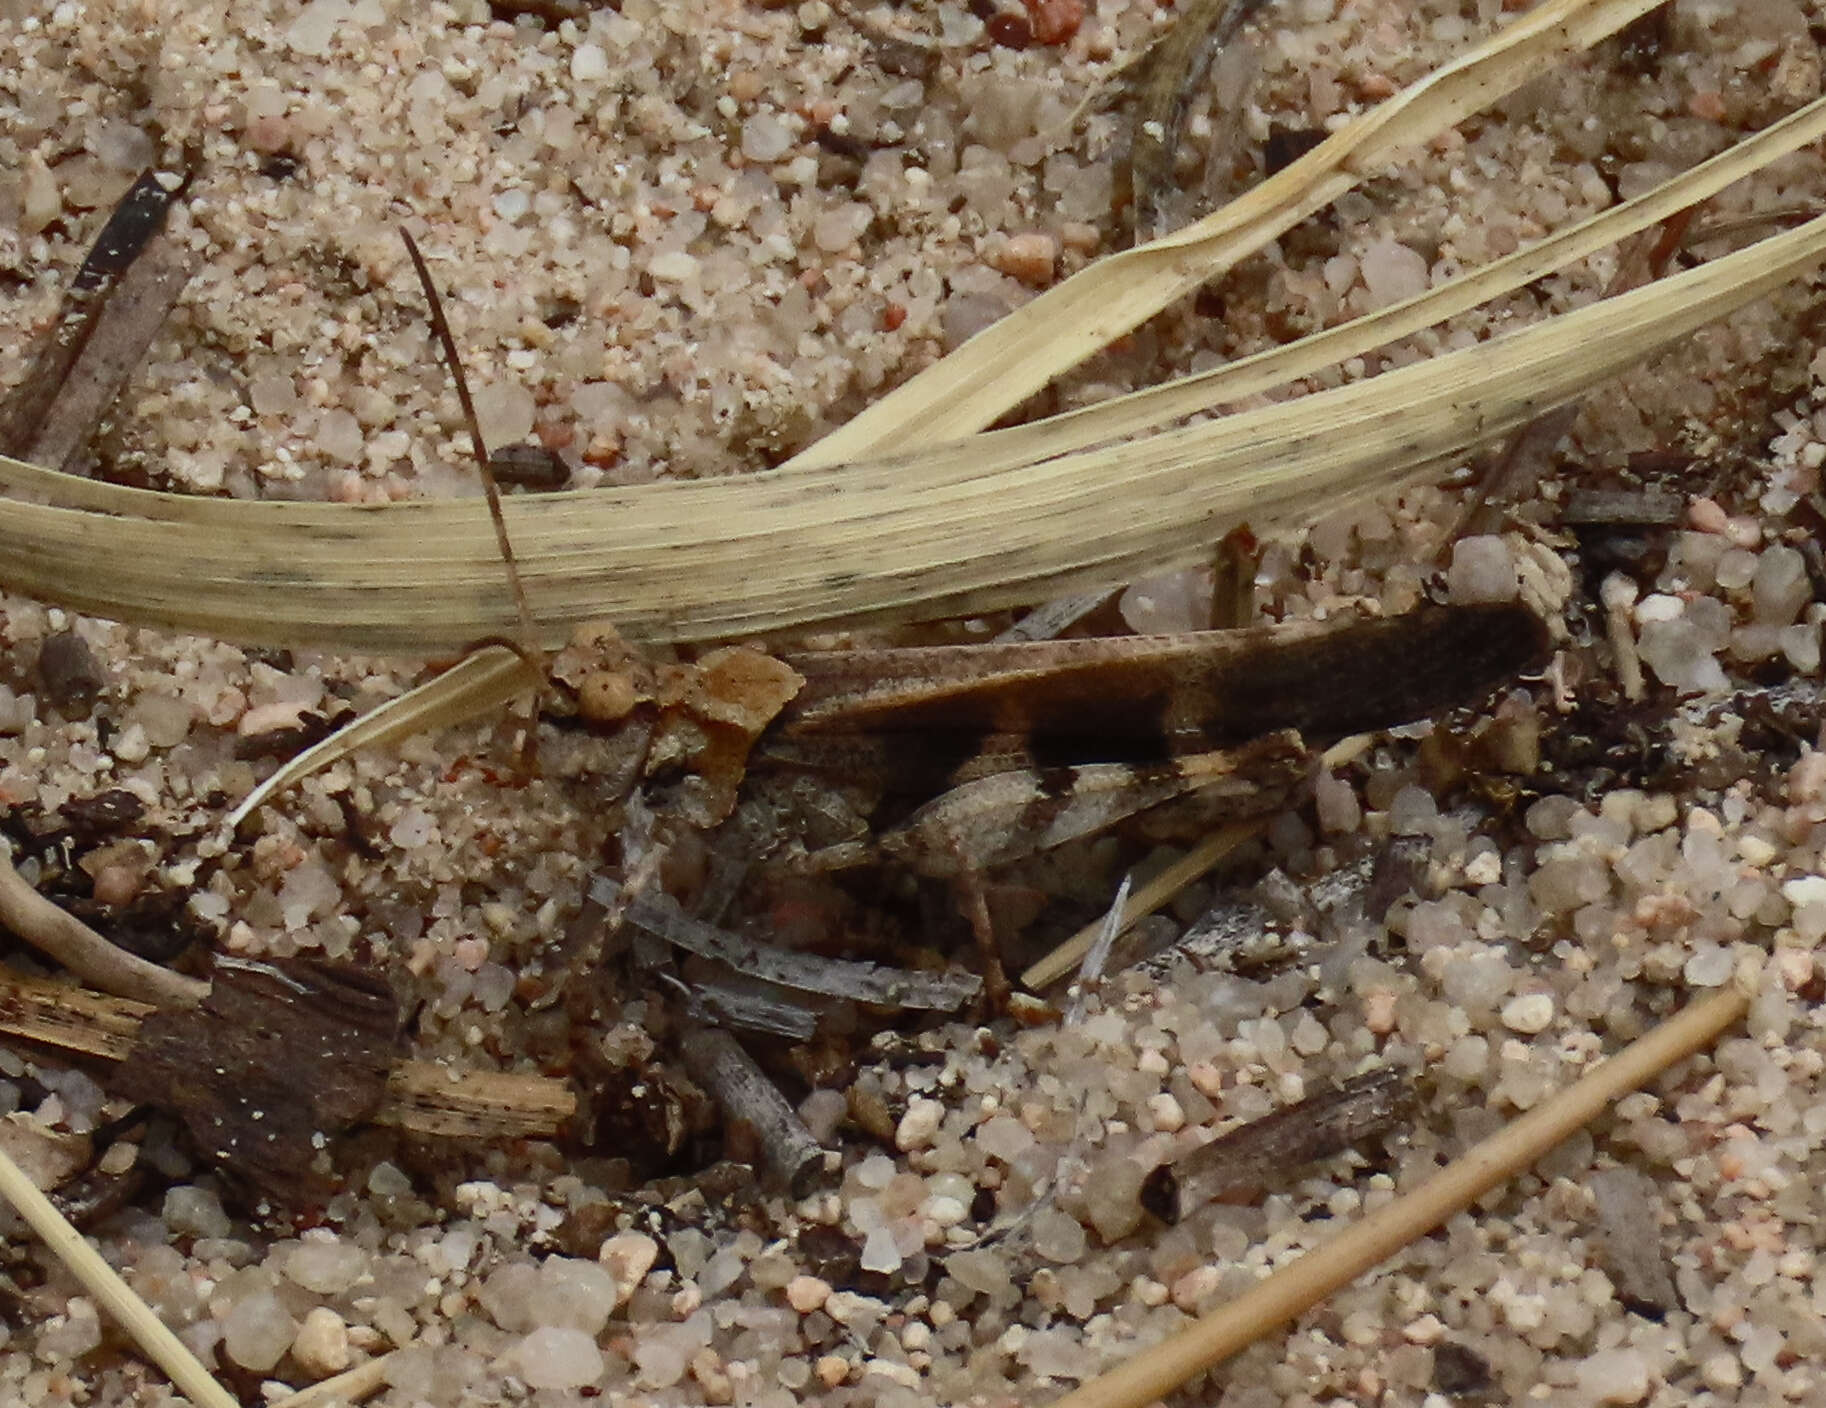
xmin=895 ymin=1097 xmax=943 ymax=1150
xmin=472 ymin=381 xmax=536 ymax=448
xmin=1752 ymin=545 xmax=1811 ymax=625
xmin=1683 ymin=945 xmax=1735 ymax=987
xmin=285 ymin=1236 xmax=369 ymax=1294
xmin=251 ymin=373 xmax=299 ymax=416
xmin=599 ymin=1231 xmax=660 ymax=1306
xmin=990 ymin=232 xmax=1058 ymax=286
xmin=570 ymin=42 xmax=609 ymax=82
xmin=1031 ymin=1207 xmax=1088 ymax=1264
xmin=223 ymin=1290 xmax=298 ymax=1373
xmin=514 ymin=1326 xmax=605 ymax=1391
xmin=785 ymin=1274 xmax=831 ymax=1313
xmin=975 ymin=1114 xmax=1035 ymax=1161
xmin=816 ymin=1354 xmax=850 ymax=1388
xmin=648 ymin=250 xmax=699 ymax=283
xmin=740 ymin=112 xmax=793 ymax=162
xmin=859 ymin=1226 xmax=902 ymax=1274
xmin=1359 ymin=237 xmax=1430 ymax=306
xmin=163 ymin=1185 xmax=232 ymax=1239
xmin=1145 ymin=1093 xmax=1185 ymax=1133
xmin=1080 ymin=1156 xmax=1146 ymax=1242
xmin=1448 ymin=536 xmax=1519 ymax=605
xmin=529 ymin=1256 xmax=620 ymax=1334
xmin=290 ymin=1307 xmax=350 ymax=1379
xmin=38 ymin=1299 xmax=102 ymax=1360
xmin=1501 ymin=992 xmax=1555 ymax=1035
xmin=316 ymin=408 xmax=363 ymax=461
xmin=1575 ymin=1348 xmax=1652 ymax=1404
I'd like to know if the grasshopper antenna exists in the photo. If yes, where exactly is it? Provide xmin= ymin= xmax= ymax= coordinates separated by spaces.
xmin=399 ymin=227 xmax=547 ymax=766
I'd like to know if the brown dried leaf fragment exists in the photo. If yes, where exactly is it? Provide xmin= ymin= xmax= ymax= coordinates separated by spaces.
xmin=112 ymin=957 xmax=402 ymax=1204
xmin=1141 ymin=1066 xmax=1414 ymax=1222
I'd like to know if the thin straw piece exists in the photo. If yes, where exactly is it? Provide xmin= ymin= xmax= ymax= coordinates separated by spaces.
xmin=1041 ymin=979 xmax=1751 ymax=1408
xmin=277 ymin=1350 xmax=399 ymax=1408
xmin=0 ymin=1140 xmax=239 ymax=1408
xmin=1024 ymin=824 xmax=1255 ymax=990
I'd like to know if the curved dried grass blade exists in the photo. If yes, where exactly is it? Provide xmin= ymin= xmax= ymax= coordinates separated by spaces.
xmin=225 ymin=646 xmax=539 ymax=829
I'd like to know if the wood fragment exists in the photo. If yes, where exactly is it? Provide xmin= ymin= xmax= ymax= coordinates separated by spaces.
xmin=676 ymin=969 xmax=821 ymax=1042
xmin=0 ymin=167 xmax=194 ymax=473
xmin=594 ymin=877 xmax=983 ymax=1011
xmin=0 ymin=841 xmax=207 ymax=1009
xmin=111 ymin=957 xmax=401 ymax=1202
xmin=679 ymin=1024 xmax=826 ymax=1196
xmin=0 ymin=967 xmax=574 ymax=1140
xmin=1141 ymin=1067 xmax=1415 ymax=1223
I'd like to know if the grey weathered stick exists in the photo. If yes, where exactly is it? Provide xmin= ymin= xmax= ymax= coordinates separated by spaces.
xmin=680 ymin=1024 xmax=825 ymax=1196
xmin=593 ymin=877 xmax=982 ymax=1011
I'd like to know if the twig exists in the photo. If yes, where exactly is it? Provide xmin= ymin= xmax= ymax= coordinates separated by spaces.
xmin=0 ymin=966 xmax=574 ymax=1139
xmin=679 ymin=1024 xmax=825 ymax=1196
xmin=593 ymin=877 xmax=982 ymax=1011
xmin=0 ymin=842 xmax=207 ymax=1009
xmin=1042 ymin=979 xmax=1750 ymax=1408
xmin=0 ymin=1137 xmax=238 ymax=1408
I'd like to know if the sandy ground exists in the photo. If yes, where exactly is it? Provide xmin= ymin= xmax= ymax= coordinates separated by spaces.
xmin=5 ymin=1 xmax=1826 ymax=1405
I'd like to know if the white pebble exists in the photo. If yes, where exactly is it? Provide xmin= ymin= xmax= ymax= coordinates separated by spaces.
xmin=570 ymin=42 xmax=609 ymax=82
xmin=285 ymin=1237 xmax=369 ymax=1294
xmin=785 ymin=1275 xmax=830 ymax=1313
xmin=599 ymin=1232 xmax=659 ymax=1306
xmin=648 ymin=250 xmax=699 ymax=283
xmin=1575 ymin=1348 xmax=1651 ymax=1404
xmin=1501 ymin=992 xmax=1555 ymax=1035
xmin=222 ymin=1291 xmax=297 ymax=1373
xmin=1683 ymin=945 xmax=1736 ymax=987
xmin=1447 ymin=535 xmax=1519 ymax=605
xmin=859 ymin=1226 xmax=902 ymax=1273
xmin=740 ymin=111 xmax=793 ymax=162
xmin=514 ymin=1326 xmax=604 ymax=1390
xmin=290 ymin=1307 xmax=350 ymax=1379
xmin=895 ymin=1097 xmax=943 ymax=1150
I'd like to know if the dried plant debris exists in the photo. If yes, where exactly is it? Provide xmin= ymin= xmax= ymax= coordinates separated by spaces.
xmin=1122 ymin=0 xmax=1271 ymax=241
xmin=594 ymin=878 xmax=982 ymax=1012
xmin=111 ymin=957 xmax=401 ymax=1203
xmin=679 ymin=1024 xmax=826 ymax=1196
xmin=1139 ymin=1066 xmax=1415 ymax=1223
xmin=0 ymin=167 xmax=193 ymax=474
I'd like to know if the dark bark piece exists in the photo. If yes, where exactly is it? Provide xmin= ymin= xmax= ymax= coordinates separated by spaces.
xmin=112 ymin=956 xmax=402 ymax=1204
xmin=0 ymin=168 xmax=195 ymax=473
xmin=1142 ymin=1066 xmax=1414 ymax=1222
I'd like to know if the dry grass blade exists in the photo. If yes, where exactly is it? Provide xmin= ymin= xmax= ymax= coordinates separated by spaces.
xmin=225 ymin=645 xmax=539 ymax=829
xmin=0 ymin=1137 xmax=239 ymax=1408
xmin=3 ymin=201 xmax=1823 ymax=652
xmin=785 ymin=0 xmax=1665 ymax=465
